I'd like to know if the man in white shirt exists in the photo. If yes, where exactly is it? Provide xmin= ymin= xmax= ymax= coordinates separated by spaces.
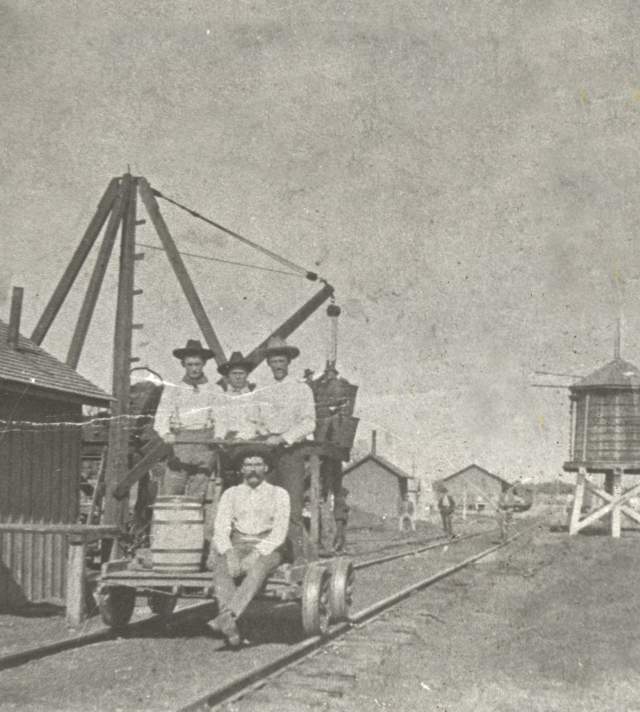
xmin=217 ymin=351 xmax=255 ymax=396
xmin=215 ymin=351 xmax=263 ymax=442
xmin=257 ymin=336 xmax=316 ymax=563
xmin=154 ymin=340 xmax=219 ymax=498
xmin=210 ymin=444 xmax=290 ymax=646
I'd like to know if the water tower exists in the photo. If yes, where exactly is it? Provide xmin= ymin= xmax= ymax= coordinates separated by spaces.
xmin=564 ymin=346 xmax=640 ymax=537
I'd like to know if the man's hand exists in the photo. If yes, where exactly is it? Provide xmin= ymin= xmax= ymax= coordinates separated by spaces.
xmin=226 ymin=549 xmax=242 ymax=578
xmin=265 ymin=434 xmax=285 ymax=446
xmin=240 ymin=550 xmax=261 ymax=572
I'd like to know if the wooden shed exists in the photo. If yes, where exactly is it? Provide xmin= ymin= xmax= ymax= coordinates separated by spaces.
xmin=439 ymin=464 xmax=511 ymax=511
xmin=0 ymin=289 xmax=111 ymax=607
xmin=343 ymin=433 xmax=418 ymax=524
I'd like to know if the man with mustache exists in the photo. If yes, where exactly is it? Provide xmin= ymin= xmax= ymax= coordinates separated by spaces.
xmin=209 ymin=444 xmax=289 ymax=647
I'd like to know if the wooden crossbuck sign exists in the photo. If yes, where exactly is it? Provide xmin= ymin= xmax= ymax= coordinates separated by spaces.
xmin=568 ymin=467 xmax=640 ymax=538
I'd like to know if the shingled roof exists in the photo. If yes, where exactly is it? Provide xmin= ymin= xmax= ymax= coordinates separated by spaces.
xmin=0 ymin=319 xmax=112 ymax=405
xmin=572 ymin=357 xmax=640 ymax=390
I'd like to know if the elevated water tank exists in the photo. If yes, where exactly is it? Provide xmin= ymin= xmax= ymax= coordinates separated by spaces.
xmin=567 ymin=357 xmax=640 ymax=469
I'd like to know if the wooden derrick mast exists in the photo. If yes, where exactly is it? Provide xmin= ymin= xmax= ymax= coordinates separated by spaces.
xmin=32 ymin=172 xmax=337 ymax=541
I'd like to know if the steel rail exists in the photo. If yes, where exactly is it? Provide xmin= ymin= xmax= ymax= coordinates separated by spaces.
xmin=0 ymin=600 xmax=216 ymax=673
xmin=0 ymin=531 xmax=480 ymax=673
xmin=353 ymin=529 xmax=487 ymax=570
xmin=178 ymin=526 xmax=529 ymax=712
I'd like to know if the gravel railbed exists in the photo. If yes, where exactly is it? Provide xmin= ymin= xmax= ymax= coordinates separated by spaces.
xmin=0 ymin=524 xmax=501 ymax=711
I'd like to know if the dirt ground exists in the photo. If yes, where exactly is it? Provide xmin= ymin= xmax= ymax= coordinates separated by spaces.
xmin=341 ymin=522 xmax=640 ymax=712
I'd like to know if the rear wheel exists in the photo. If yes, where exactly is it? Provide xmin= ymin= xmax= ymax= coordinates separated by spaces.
xmin=98 ymin=586 xmax=135 ymax=629
xmin=301 ymin=563 xmax=331 ymax=636
xmin=329 ymin=558 xmax=355 ymax=621
xmin=147 ymin=592 xmax=177 ymax=617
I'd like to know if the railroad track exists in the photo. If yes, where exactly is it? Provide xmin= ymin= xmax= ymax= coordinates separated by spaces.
xmin=177 ymin=524 xmax=531 ymax=712
xmin=0 ymin=529 xmax=487 ymax=673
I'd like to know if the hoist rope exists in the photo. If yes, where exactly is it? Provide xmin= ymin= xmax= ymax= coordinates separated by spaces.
xmin=137 ymin=242 xmax=303 ymax=278
xmin=152 ymin=188 xmax=319 ymax=282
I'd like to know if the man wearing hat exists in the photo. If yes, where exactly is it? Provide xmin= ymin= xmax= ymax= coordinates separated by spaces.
xmin=209 ymin=444 xmax=289 ymax=646
xmin=154 ymin=339 xmax=220 ymax=498
xmin=215 ymin=351 xmax=263 ymax=442
xmin=257 ymin=336 xmax=316 ymax=563
xmin=436 ymin=484 xmax=456 ymax=539
xmin=218 ymin=351 xmax=255 ymax=395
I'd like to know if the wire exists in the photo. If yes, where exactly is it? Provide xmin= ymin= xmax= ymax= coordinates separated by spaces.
xmin=151 ymin=188 xmax=319 ymax=282
xmin=0 ymin=382 xmax=33 ymax=442
xmin=136 ymin=242 xmax=303 ymax=278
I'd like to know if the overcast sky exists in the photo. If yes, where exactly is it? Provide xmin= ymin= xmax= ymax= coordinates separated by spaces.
xmin=2 ymin=1 xmax=640 ymax=483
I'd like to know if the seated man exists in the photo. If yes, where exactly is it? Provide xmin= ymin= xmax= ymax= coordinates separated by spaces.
xmin=209 ymin=444 xmax=290 ymax=647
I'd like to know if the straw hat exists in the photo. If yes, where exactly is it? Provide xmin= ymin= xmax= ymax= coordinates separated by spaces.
xmin=262 ymin=336 xmax=300 ymax=361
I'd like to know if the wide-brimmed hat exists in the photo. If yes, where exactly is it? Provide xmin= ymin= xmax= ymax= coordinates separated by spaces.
xmin=262 ymin=336 xmax=300 ymax=361
xmin=231 ymin=443 xmax=274 ymax=469
xmin=172 ymin=339 xmax=215 ymax=361
xmin=217 ymin=351 xmax=254 ymax=376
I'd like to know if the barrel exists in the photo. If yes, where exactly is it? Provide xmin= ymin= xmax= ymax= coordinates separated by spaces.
xmin=150 ymin=496 xmax=204 ymax=572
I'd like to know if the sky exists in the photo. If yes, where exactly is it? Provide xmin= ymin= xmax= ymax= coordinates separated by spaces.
xmin=2 ymin=1 xmax=640 ymax=485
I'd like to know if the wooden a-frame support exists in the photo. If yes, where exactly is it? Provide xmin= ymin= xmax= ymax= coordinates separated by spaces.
xmin=32 ymin=172 xmax=334 ymax=529
xmin=568 ymin=466 xmax=640 ymax=538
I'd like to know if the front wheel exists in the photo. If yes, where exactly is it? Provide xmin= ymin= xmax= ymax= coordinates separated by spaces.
xmin=301 ymin=563 xmax=331 ymax=636
xmin=329 ymin=558 xmax=355 ymax=622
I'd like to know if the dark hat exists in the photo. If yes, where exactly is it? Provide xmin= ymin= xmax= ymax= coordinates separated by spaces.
xmin=217 ymin=351 xmax=254 ymax=376
xmin=231 ymin=443 xmax=274 ymax=469
xmin=262 ymin=336 xmax=300 ymax=361
xmin=172 ymin=339 xmax=214 ymax=361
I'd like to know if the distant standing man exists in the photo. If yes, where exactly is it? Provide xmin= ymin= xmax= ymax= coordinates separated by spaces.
xmin=437 ymin=486 xmax=456 ymax=539
xmin=332 ymin=487 xmax=350 ymax=553
xmin=210 ymin=445 xmax=290 ymax=647
xmin=154 ymin=339 xmax=219 ymax=499
xmin=259 ymin=336 xmax=316 ymax=563
xmin=497 ymin=485 xmax=515 ymax=542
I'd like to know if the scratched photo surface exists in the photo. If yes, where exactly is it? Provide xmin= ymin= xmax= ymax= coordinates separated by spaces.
xmin=2 ymin=2 xmax=638 ymax=480
xmin=3 ymin=2 xmax=640 ymax=711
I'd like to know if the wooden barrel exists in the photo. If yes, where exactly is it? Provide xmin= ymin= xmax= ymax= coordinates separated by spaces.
xmin=150 ymin=496 xmax=204 ymax=572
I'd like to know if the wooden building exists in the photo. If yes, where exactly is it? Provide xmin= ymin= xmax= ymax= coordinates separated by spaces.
xmin=0 ymin=289 xmax=111 ymax=607
xmin=439 ymin=464 xmax=510 ymax=511
xmin=343 ymin=432 xmax=419 ymax=525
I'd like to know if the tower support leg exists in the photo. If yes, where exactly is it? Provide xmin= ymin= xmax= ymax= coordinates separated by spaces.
xmin=569 ymin=468 xmax=586 ymax=535
xmin=611 ymin=469 xmax=622 ymax=539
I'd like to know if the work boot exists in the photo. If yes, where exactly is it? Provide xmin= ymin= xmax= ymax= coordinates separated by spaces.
xmin=212 ymin=610 xmax=241 ymax=647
